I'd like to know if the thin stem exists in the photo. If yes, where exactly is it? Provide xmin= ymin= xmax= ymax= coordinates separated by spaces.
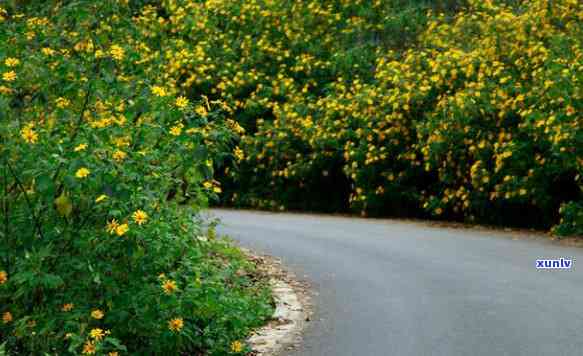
xmin=5 ymin=160 xmax=45 ymax=240
xmin=2 ymin=162 xmax=11 ymax=270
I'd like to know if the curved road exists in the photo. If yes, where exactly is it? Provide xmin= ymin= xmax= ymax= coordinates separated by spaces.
xmin=210 ymin=209 xmax=583 ymax=356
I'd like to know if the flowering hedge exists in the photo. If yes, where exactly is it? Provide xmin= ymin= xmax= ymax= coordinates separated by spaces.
xmin=0 ymin=1 xmax=272 ymax=355
xmin=142 ymin=0 xmax=582 ymax=235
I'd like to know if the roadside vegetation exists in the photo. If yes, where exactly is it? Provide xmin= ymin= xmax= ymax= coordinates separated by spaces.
xmin=0 ymin=0 xmax=581 ymax=353
xmin=0 ymin=1 xmax=272 ymax=355
xmin=149 ymin=0 xmax=580 ymax=236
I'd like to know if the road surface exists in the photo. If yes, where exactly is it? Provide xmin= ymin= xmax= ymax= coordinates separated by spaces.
xmin=209 ymin=209 xmax=583 ymax=356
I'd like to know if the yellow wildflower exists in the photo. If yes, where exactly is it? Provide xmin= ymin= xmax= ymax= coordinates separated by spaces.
xmin=168 ymin=318 xmax=184 ymax=332
xmin=75 ymin=167 xmax=90 ymax=179
xmin=110 ymin=45 xmax=125 ymax=61
xmin=231 ymin=340 xmax=244 ymax=353
xmin=175 ymin=96 xmax=189 ymax=109
xmin=112 ymin=150 xmax=127 ymax=161
xmin=234 ymin=147 xmax=244 ymax=162
xmin=132 ymin=210 xmax=148 ymax=225
xmin=0 ymin=85 xmax=13 ymax=95
xmin=20 ymin=124 xmax=38 ymax=144
xmin=2 ymin=71 xmax=16 ymax=81
xmin=106 ymin=219 xmax=119 ymax=234
xmin=162 ymin=279 xmax=177 ymax=294
xmin=115 ymin=223 xmax=129 ymax=236
xmin=89 ymin=328 xmax=105 ymax=341
xmin=151 ymin=85 xmax=167 ymax=97
xmin=62 ymin=303 xmax=74 ymax=312
xmin=2 ymin=312 xmax=12 ymax=324
xmin=55 ymin=97 xmax=70 ymax=108
xmin=91 ymin=309 xmax=104 ymax=320
xmin=74 ymin=143 xmax=88 ymax=152
xmin=0 ymin=270 xmax=7 ymax=284
xmin=170 ymin=124 xmax=183 ymax=136
xmin=195 ymin=105 xmax=208 ymax=117
xmin=82 ymin=341 xmax=96 ymax=355
xmin=4 ymin=57 xmax=20 ymax=67
xmin=41 ymin=47 xmax=56 ymax=56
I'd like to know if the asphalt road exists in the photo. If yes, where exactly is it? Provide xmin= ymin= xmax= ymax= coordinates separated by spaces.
xmin=209 ymin=209 xmax=583 ymax=356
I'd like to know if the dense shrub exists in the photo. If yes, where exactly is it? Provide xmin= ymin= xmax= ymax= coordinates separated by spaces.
xmin=0 ymin=1 xmax=272 ymax=355
xmin=144 ymin=0 xmax=460 ymax=211
xmin=146 ymin=0 xmax=582 ymax=235
xmin=335 ymin=0 xmax=583 ymax=232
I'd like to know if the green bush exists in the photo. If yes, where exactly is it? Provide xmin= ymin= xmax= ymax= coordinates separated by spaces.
xmin=143 ymin=0 xmax=582 ymax=236
xmin=0 ymin=1 xmax=272 ymax=355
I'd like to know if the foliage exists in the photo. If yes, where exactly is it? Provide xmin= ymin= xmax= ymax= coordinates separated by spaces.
xmin=142 ymin=0 xmax=582 ymax=235
xmin=0 ymin=1 xmax=272 ymax=355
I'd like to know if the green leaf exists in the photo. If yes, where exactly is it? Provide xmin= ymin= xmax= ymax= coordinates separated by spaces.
xmin=54 ymin=192 xmax=73 ymax=217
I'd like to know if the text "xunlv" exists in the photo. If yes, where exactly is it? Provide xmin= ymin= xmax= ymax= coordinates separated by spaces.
xmin=536 ymin=258 xmax=573 ymax=269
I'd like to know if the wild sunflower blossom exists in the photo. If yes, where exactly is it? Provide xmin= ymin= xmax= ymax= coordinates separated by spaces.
xmin=0 ymin=85 xmax=12 ymax=95
xmin=234 ymin=147 xmax=245 ymax=162
xmin=151 ymin=85 xmax=167 ymax=97
xmin=231 ymin=341 xmax=244 ymax=353
xmin=74 ymin=143 xmax=88 ymax=152
xmin=75 ymin=167 xmax=90 ymax=179
xmin=175 ymin=96 xmax=189 ymax=109
xmin=110 ymin=44 xmax=125 ymax=61
xmin=4 ymin=57 xmax=20 ymax=67
xmin=2 ymin=71 xmax=16 ymax=81
xmin=106 ymin=219 xmax=119 ymax=234
xmin=112 ymin=150 xmax=127 ymax=161
xmin=195 ymin=105 xmax=208 ymax=117
xmin=162 ymin=279 xmax=178 ymax=294
xmin=132 ymin=209 xmax=148 ymax=225
xmin=115 ymin=223 xmax=129 ymax=236
xmin=55 ymin=97 xmax=70 ymax=108
xmin=20 ymin=124 xmax=38 ymax=144
xmin=169 ymin=124 xmax=183 ymax=136
xmin=168 ymin=318 xmax=184 ymax=332
xmin=0 ymin=270 xmax=7 ymax=284
xmin=91 ymin=309 xmax=104 ymax=320
xmin=82 ymin=341 xmax=96 ymax=355
xmin=2 ymin=312 xmax=12 ymax=324
xmin=89 ymin=328 xmax=106 ymax=341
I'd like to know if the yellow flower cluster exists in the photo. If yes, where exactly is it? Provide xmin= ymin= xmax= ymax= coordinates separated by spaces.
xmin=146 ymin=0 xmax=580 ymax=229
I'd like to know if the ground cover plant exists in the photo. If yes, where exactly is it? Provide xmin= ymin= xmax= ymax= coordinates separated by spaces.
xmin=0 ymin=1 xmax=272 ymax=355
xmin=138 ymin=0 xmax=581 ymax=235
